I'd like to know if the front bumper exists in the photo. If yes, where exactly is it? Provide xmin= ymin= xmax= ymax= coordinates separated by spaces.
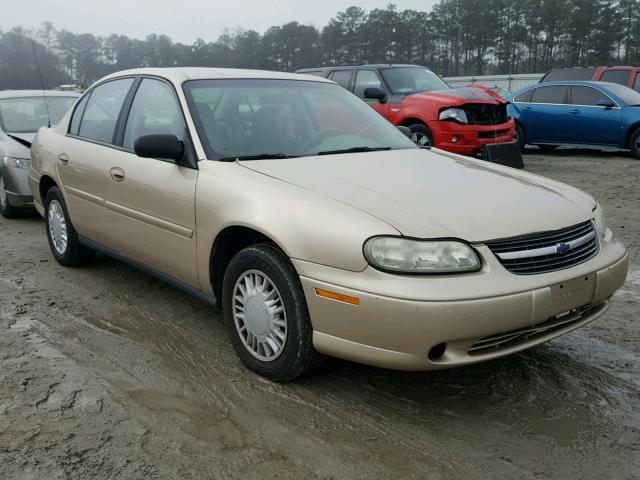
xmin=294 ymin=235 xmax=628 ymax=371
xmin=428 ymin=118 xmax=515 ymax=155
xmin=1 ymin=166 xmax=33 ymax=206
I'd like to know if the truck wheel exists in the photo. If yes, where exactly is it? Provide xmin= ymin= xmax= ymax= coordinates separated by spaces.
xmin=408 ymin=124 xmax=434 ymax=147
xmin=222 ymin=244 xmax=324 ymax=381
xmin=44 ymin=186 xmax=94 ymax=266
xmin=629 ymin=127 xmax=640 ymax=160
xmin=0 ymin=176 xmax=19 ymax=218
xmin=515 ymin=124 xmax=526 ymax=152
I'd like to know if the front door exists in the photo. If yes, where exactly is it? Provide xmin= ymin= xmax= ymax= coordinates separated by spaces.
xmin=354 ymin=69 xmax=393 ymax=120
xmin=101 ymin=78 xmax=199 ymax=287
xmin=566 ymin=85 xmax=622 ymax=146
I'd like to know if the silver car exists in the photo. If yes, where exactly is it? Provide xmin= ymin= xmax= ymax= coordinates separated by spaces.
xmin=0 ymin=90 xmax=78 ymax=217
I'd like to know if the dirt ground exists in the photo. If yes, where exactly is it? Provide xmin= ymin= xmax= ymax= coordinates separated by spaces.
xmin=1 ymin=148 xmax=639 ymax=480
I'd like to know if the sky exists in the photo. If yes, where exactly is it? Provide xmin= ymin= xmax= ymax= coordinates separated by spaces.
xmin=2 ymin=0 xmax=439 ymax=43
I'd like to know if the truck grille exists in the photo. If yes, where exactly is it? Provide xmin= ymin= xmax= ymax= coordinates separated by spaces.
xmin=486 ymin=221 xmax=599 ymax=275
xmin=468 ymin=302 xmax=606 ymax=356
xmin=463 ymin=103 xmax=508 ymax=125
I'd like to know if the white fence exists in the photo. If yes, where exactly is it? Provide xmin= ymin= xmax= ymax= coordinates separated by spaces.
xmin=444 ymin=73 xmax=544 ymax=92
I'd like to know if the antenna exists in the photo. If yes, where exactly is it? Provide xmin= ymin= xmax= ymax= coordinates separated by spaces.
xmin=30 ymin=36 xmax=52 ymax=128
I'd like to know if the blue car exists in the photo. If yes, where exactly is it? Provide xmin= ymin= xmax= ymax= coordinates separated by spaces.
xmin=507 ymin=80 xmax=640 ymax=158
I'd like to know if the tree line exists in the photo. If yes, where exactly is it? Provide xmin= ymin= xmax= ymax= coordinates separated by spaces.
xmin=1 ymin=0 xmax=639 ymax=90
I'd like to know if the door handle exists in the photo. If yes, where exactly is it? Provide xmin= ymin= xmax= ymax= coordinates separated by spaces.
xmin=523 ymin=106 xmax=533 ymax=111
xmin=569 ymin=109 xmax=581 ymax=114
xmin=109 ymin=167 xmax=125 ymax=182
xmin=58 ymin=154 xmax=69 ymax=165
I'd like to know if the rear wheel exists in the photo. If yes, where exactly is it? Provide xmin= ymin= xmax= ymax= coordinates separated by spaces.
xmin=44 ymin=186 xmax=94 ymax=266
xmin=222 ymin=244 xmax=324 ymax=381
xmin=629 ymin=127 xmax=640 ymax=160
xmin=408 ymin=123 xmax=434 ymax=148
xmin=0 ymin=176 xmax=19 ymax=218
xmin=514 ymin=124 xmax=526 ymax=151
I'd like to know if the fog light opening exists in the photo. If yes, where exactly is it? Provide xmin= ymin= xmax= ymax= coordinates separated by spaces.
xmin=428 ymin=343 xmax=446 ymax=361
xmin=451 ymin=135 xmax=459 ymax=144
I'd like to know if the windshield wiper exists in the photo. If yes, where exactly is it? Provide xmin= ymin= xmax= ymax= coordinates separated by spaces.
xmin=219 ymin=153 xmax=298 ymax=161
xmin=317 ymin=146 xmax=392 ymax=156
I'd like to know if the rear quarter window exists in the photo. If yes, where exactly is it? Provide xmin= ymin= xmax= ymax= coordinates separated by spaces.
xmin=600 ymin=70 xmax=631 ymax=86
xmin=542 ymin=68 xmax=595 ymax=82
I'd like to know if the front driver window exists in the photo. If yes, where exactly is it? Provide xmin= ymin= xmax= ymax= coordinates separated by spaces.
xmin=123 ymin=78 xmax=186 ymax=150
xmin=354 ymin=70 xmax=383 ymax=99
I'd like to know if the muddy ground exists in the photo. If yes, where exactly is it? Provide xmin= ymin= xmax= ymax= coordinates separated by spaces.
xmin=1 ymin=148 xmax=639 ymax=480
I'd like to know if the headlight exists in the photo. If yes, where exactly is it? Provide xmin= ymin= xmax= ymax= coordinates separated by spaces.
xmin=439 ymin=108 xmax=468 ymax=124
xmin=363 ymin=236 xmax=481 ymax=274
xmin=3 ymin=157 xmax=31 ymax=169
xmin=593 ymin=202 xmax=607 ymax=237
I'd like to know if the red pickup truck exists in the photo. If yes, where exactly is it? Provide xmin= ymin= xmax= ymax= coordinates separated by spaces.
xmin=541 ymin=66 xmax=640 ymax=92
xmin=297 ymin=64 xmax=515 ymax=156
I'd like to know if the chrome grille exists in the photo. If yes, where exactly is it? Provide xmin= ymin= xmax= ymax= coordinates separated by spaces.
xmin=486 ymin=221 xmax=599 ymax=275
xmin=468 ymin=302 xmax=606 ymax=356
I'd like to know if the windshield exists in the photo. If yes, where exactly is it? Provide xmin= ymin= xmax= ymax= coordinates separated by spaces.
xmin=183 ymin=79 xmax=417 ymax=160
xmin=601 ymin=82 xmax=640 ymax=106
xmin=380 ymin=67 xmax=450 ymax=95
xmin=0 ymin=96 xmax=77 ymax=133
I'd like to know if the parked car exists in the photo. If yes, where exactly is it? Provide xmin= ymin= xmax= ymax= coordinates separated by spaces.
xmin=0 ymin=90 xmax=79 ymax=217
xmin=296 ymin=65 xmax=515 ymax=155
xmin=30 ymin=68 xmax=628 ymax=381
xmin=540 ymin=66 xmax=640 ymax=92
xmin=507 ymin=80 xmax=640 ymax=157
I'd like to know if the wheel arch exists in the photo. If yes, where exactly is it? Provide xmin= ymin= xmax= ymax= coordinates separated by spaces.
xmin=39 ymin=175 xmax=58 ymax=204
xmin=209 ymin=225 xmax=287 ymax=301
xmin=624 ymin=121 xmax=640 ymax=149
xmin=399 ymin=117 xmax=428 ymax=127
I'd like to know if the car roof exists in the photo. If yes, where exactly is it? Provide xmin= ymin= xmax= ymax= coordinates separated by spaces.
xmin=296 ymin=64 xmax=431 ymax=73
xmin=98 ymin=67 xmax=334 ymax=86
xmin=515 ymin=80 xmax=622 ymax=92
xmin=0 ymin=90 xmax=80 ymax=99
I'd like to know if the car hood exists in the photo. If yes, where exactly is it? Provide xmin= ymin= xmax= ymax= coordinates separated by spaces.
xmin=0 ymin=131 xmax=34 ymax=157
xmin=411 ymin=87 xmax=508 ymax=106
xmin=239 ymin=149 xmax=595 ymax=242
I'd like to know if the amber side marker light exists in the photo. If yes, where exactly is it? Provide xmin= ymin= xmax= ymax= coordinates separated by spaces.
xmin=314 ymin=288 xmax=360 ymax=305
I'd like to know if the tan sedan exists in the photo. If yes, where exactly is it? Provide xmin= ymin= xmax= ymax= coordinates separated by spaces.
xmin=29 ymin=68 xmax=628 ymax=380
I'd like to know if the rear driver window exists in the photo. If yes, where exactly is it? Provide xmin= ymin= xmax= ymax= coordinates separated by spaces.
xmin=530 ymin=85 xmax=568 ymax=104
xmin=78 ymin=78 xmax=134 ymax=144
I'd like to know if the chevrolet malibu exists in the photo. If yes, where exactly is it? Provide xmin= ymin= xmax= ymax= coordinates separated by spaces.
xmin=29 ymin=68 xmax=629 ymax=381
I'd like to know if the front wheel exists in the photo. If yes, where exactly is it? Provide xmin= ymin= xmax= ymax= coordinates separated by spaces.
xmin=44 ymin=186 xmax=94 ymax=266
xmin=408 ymin=123 xmax=434 ymax=147
xmin=629 ymin=127 xmax=640 ymax=160
xmin=0 ymin=176 xmax=19 ymax=218
xmin=222 ymin=244 xmax=324 ymax=381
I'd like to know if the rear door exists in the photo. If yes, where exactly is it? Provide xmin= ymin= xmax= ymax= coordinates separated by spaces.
xmin=60 ymin=78 xmax=135 ymax=244
xmin=102 ymin=77 xmax=199 ymax=286
xmin=518 ymin=85 xmax=569 ymax=143
xmin=566 ymin=85 xmax=622 ymax=146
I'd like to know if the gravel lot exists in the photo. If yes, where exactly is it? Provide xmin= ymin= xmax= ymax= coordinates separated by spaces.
xmin=1 ymin=148 xmax=638 ymax=480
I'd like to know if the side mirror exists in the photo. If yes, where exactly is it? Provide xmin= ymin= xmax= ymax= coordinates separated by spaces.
xmin=397 ymin=126 xmax=412 ymax=139
xmin=597 ymin=99 xmax=615 ymax=108
xmin=364 ymin=87 xmax=387 ymax=103
xmin=134 ymin=134 xmax=184 ymax=162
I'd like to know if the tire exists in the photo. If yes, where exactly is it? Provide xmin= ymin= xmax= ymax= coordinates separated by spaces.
xmin=537 ymin=145 xmax=558 ymax=153
xmin=629 ymin=127 xmax=640 ymax=160
xmin=222 ymin=244 xmax=324 ymax=381
xmin=0 ymin=176 xmax=19 ymax=219
xmin=408 ymin=123 xmax=434 ymax=147
xmin=44 ymin=186 xmax=94 ymax=266
xmin=515 ymin=124 xmax=526 ymax=152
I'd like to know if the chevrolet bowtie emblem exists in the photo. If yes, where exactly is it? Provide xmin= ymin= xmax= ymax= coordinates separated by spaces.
xmin=555 ymin=242 xmax=571 ymax=254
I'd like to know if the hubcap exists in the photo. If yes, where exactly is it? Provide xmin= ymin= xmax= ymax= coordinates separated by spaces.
xmin=411 ymin=131 xmax=431 ymax=147
xmin=232 ymin=270 xmax=287 ymax=361
xmin=0 ymin=177 xmax=7 ymax=209
xmin=48 ymin=200 xmax=68 ymax=255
